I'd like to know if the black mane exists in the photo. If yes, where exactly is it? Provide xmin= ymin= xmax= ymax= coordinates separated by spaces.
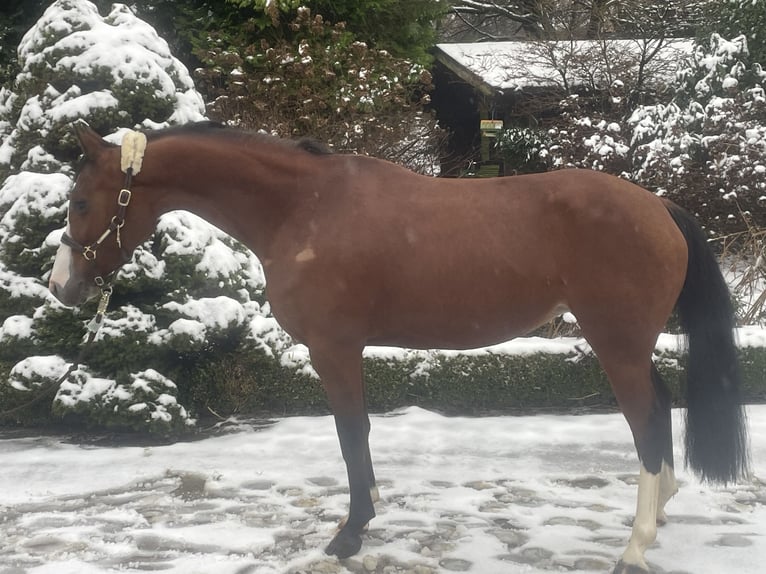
xmin=145 ymin=121 xmax=334 ymax=155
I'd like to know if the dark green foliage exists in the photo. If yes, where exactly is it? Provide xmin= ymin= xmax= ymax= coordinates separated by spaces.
xmin=494 ymin=127 xmax=553 ymax=175
xmin=85 ymin=331 xmax=162 ymax=377
xmin=51 ymin=367 xmax=194 ymax=435
xmin=0 ymin=293 xmax=39 ymax=325
xmin=225 ymin=0 xmax=444 ymax=64
xmin=310 ymin=0 xmax=445 ymax=64
xmin=128 ymin=1 xmax=250 ymax=73
xmin=0 ymin=0 xmax=48 ymax=88
xmin=0 ymin=213 xmax=60 ymax=277
xmin=700 ymin=0 xmax=766 ymax=68
xmin=0 ymin=377 xmax=55 ymax=426
xmin=182 ymin=346 xmax=326 ymax=416
xmin=32 ymin=305 xmax=88 ymax=358
xmin=168 ymin=347 xmax=761 ymax=421
xmin=194 ymin=7 xmax=437 ymax=164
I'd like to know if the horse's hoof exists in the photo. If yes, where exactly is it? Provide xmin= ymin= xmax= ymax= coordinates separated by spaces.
xmin=613 ymin=559 xmax=650 ymax=574
xmin=325 ymin=528 xmax=362 ymax=559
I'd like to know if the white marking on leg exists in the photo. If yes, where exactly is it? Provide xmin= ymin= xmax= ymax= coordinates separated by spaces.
xmin=49 ymin=224 xmax=73 ymax=292
xmin=620 ymin=464 xmax=660 ymax=571
xmin=656 ymin=460 xmax=678 ymax=525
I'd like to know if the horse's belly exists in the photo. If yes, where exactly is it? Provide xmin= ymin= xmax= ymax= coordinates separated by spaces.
xmin=368 ymin=291 xmax=566 ymax=350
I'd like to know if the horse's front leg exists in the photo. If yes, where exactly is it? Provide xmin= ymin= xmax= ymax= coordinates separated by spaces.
xmin=310 ymin=342 xmax=376 ymax=558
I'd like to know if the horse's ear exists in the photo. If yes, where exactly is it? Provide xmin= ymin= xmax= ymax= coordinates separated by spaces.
xmin=72 ymin=120 xmax=110 ymax=158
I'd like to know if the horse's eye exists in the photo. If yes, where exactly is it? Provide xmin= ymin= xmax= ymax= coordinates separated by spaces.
xmin=71 ymin=199 xmax=88 ymax=214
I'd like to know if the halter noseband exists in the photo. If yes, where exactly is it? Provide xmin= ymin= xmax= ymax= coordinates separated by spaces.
xmin=61 ymin=130 xmax=147 ymax=288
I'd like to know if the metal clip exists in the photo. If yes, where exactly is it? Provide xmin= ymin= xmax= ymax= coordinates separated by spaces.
xmin=97 ymin=285 xmax=112 ymax=315
xmin=112 ymin=216 xmax=125 ymax=248
xmin=87 ymin=286 xmax=112 ymax=334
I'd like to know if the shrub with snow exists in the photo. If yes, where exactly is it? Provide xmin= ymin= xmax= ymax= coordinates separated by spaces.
xmin=0 ymin=0 xmax=285 ymax=433
xmin=630 ymin=34 xmax=766 ymax=230
xmin=547 ymin=34 xmax=766 ymax=235
xmin=494 ymin=127 xmax=552 ymax=174
xmin=194 ymin=6 xmax=444 ymax=174
xmin=52 ymin=367 xmax=195 ymax=434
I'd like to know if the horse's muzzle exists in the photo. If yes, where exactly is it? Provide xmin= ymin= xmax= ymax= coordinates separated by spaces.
xmin=49 ymin=278 xmax=97 ymax=307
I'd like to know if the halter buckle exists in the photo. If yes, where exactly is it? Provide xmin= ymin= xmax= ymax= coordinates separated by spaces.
xmin=117 ymin=189 xmax=132 ymax=206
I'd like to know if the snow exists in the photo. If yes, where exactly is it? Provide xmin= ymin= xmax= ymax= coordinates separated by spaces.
xmin=436 ymin=39 xmax=693 ymax=92
xmin=8 ymin=355 xmax=69 ymax=391
xmin=0 ymin=314 xmax=34 ymax=341
xmin=0 ymin=172 xmax=71 ymax=242
xmin=149 ymin=318 xmax=208 ymax=346
xmin=56 ymin=374 xmax=117 ymax=407
xmin=156 ymin=211 xmax=260 ymax=286
xmin=0 ymin=262 xmax=53 ymax=301
xmin=16 ymin=2 xmax=204 ymax=126
xmin=161 ymin=296 xmax=247 ymax=331
xmin=0 ymin=405 xmax=764 ymax=573
xmin=95 ymin=304 xmax=156 ymax=340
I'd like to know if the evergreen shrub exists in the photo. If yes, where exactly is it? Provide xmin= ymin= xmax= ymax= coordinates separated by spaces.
xmin=494 ymin=127 xmax=553 ymax=174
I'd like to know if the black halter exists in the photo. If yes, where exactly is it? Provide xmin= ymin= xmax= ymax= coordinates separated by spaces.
xmin=60 ymin=167 xmax=135 ymax=288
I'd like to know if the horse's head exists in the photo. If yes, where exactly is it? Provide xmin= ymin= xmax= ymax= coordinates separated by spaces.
xmin=49 ymin=122 xmax=149 ymax=306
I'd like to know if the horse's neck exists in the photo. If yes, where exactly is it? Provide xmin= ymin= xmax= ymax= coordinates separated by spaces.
xmin=148 ymin=136 xmax=322 ymax=257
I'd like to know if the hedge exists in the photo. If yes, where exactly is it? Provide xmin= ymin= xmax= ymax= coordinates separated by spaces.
xmin=2 ymin=339 xmax=764 ymax=435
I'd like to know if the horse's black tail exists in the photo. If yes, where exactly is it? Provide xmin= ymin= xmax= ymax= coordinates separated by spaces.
xmin=665 ymin=201 xmax=749 ymax=484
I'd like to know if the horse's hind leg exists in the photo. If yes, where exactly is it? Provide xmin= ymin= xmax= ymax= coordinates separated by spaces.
xmin=588 ymin=346 xmax=676 ymax=574
xmin=652 ymin=365 xmax=678 ymax=525
xmin=657 ymin=456 xmax=678 ymax=525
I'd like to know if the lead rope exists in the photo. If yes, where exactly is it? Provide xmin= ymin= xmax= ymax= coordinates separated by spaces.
xmin=0 ymin=285 xmax=113 ymax=424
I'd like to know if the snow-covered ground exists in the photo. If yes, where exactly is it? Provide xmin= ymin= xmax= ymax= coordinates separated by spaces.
xmin=1 ymin=405 xmax=764 ymax=574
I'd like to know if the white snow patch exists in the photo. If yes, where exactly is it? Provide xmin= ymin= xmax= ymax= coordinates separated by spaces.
xmin=436 ymin=39 xmax=693 ymax=91
xmin=0 ymin=406 xmax=764 ymax=573
xmin=0 ymin=315 xmax=34 ymax=341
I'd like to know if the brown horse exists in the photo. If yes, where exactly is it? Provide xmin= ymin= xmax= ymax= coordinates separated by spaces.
xmin=49 ymin=122 xmax=748 ymax=573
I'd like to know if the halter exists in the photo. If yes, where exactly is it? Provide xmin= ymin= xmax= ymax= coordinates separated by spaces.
xmin=61 ymin=130 xmax=147 ymax=289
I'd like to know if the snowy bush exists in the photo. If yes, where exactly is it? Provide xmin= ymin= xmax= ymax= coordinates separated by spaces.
xmin=193 ymin=6 xmax=445 ymax=174
xmin=52 ymin=367 xmax=195 ymax=434
xmin=547 ymin=96 xmax=633 ymax=175
xmin=0 ymin=172 xmax=69 ymax=278
xmin=702 ymin=0 xmax=766 ymax=66
xmin=0 ymin=0 xmax=268 ymax=433
xmin=0 ymin=0 xmax=205 ymax=179
xmin=547 ymin=33 xmax=766 ymax=236
xmin=3 ymin=356 xmax=193 ymax=433
xmin=0 ymin=0 xmax=315 ymax=432
xmin=629 ymin=34 xmax=766 ymax=231
xmin=494 ymin=127 xmax=552 ymax=174
xmin=542 ymin=33 xmax=766 ymax=324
